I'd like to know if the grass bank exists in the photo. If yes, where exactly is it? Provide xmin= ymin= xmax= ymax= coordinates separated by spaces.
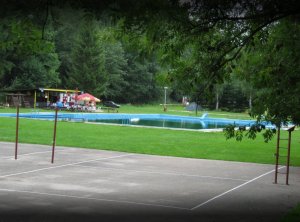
xmin=0 ymin=104 xmax=253 ymax=119
xmin=0 ymin=117 xmax=299 ymax=165
xmin=281 ymin=204 xmax=300 ymax=222
xmin=113 ymin=104 xmax=253 ymax=119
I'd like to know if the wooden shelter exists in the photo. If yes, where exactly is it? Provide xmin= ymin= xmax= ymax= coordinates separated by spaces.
xmin=2 ymin=88 xmax=81 ymax=108
xmin=5 ymin=93 xmax=30 ymax=108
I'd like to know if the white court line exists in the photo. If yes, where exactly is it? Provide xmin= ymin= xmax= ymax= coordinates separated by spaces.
xmin=190 ymin=166 xmax=285 ymax=210
xmin=0 ymin=154 xmax=134 ymax=178
xmin=0 ymin=142 xmax=50 ymax=149
xmin=0 ymin=188 xmax=189 ymax=211
xmin=77 ymin=165 xmax=248 ymax=182
xmin=0 ymin=150 xmax=69 ymax=160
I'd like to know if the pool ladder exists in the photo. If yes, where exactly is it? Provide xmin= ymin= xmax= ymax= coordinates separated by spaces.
xmin=121 ymin=115 xmax=130 ymax=125
xmin=274 ymin=125 xmax=295 ymax=185
xmin=31 ymin=109 xmax=40 ymax=119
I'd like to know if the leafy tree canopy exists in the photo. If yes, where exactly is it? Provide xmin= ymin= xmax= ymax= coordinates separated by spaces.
xmin=1 ymin=0 xmax=299 ymax=141
xmin=0 ymin=16 xmax=60 ymax=89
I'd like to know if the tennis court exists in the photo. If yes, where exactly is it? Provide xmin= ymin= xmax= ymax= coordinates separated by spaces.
xmin=0 ymin=142 xmax=299 ymax=222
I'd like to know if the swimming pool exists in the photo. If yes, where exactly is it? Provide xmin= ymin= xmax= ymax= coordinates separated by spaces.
xmin=0 ymin=112 xmax=272 ymax=130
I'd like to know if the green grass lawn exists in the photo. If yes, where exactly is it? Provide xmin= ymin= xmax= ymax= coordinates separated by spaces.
xmin=281 ymin=204 xmax=300 ymax=222
xmin=0 ymin=117 xmax=299 ymax=165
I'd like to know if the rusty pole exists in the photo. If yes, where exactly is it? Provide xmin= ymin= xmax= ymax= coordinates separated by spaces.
xmin=285 ymin=130 xmax=292 ymax=185
xmin=285 ymin=126 xmax=295 ymax=185
xmin=274 ymin=127 xmax=280 ymax=184
xmin=15 ymin=105 xmax=20 ymax=160
xmin=51 ymin=108 xmax=58 ymax=164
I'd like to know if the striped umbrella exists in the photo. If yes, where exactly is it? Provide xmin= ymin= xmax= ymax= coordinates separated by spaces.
xmin=76 ymin=93 xmax=101 ymax=102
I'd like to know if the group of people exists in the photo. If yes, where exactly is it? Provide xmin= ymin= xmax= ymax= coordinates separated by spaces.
xmin=50 ymin=101 xmax=98 ymax=112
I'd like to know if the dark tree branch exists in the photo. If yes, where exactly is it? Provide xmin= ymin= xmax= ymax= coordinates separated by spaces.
xmin=190 ymin=13 xmax=295 ymax=101
xmin=219 ymin=13 xmax=291 ymax=68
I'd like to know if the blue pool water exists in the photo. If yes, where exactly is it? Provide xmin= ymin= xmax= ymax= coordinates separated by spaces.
xmin=0 ymin=112 xmax=274 ymax=130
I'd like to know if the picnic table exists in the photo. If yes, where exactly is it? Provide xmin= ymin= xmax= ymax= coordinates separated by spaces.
xmin=101 ymin=107 xmax=119 ymax=113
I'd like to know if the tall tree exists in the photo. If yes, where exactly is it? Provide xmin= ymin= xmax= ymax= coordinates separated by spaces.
xmin=102 ymin=41 xmax=128 ymax=101
xmin=54 ymin=7 xmax=85 ymax=87
xmin=121 ymin=53 xmax=160 ymax=104
xmin=67 ymin=17 xmax=106 ymax=97
xmin=96 ymin=23 xmax=129 ymax=101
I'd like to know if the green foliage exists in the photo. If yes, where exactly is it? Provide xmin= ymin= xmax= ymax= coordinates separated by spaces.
xmin=121 ymin=53 xmax=160 ymax=103
xmin=115 ymin=0 xmax=300 ymax=137
xmin=224 ymin=124 xmax=236 ymax=140
xmin=116 ymin=26 xmax=162 ymax=103
xmin=233 ymin=19 xmax=300 ymax=126
xmin=262 ymin=129 xmax=276 ymax=143
xmin=96 ymin=25 xmax=129 ymax=101
xmin=224 ymin=123 xmax=276 ymax=143
xmin=281 ymin=203 xmax=300 ymax=222
xmin=0 ymin=17 xmax=60 ymax=89
xmin=102 ymin=41 xmax=128 ymax=100
xmin=11 ymin=54 xmax=60 ymax=89
xmin=217 ymin=82 xmax=248 ymax=112
xmin=67 ymin=18 xmax=106 ymax=97
xmin=54 ymin=7 xmax=86 ymax=87
xmin=53 ymin=8 xmax=161 ymax=103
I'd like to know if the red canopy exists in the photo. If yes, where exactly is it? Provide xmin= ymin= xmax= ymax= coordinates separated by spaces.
xmin=76 ymin=93 xmax=101 ymax=102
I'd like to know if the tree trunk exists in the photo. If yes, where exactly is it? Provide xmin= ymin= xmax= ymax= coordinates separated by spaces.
xmin=249 ymin=94 xmax=252 ymax=110
xmin=215 ymin=92 xmax=219 ymax=110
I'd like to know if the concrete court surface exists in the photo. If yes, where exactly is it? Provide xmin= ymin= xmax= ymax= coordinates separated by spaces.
xmin=0 ymin=142 xmax=299 ymax=222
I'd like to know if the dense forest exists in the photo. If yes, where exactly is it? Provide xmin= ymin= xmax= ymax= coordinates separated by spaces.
xmin=0 ymin=0 xmax=164 ymax=104
xmin=0 ymin=1 xmax=299 ymax=123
